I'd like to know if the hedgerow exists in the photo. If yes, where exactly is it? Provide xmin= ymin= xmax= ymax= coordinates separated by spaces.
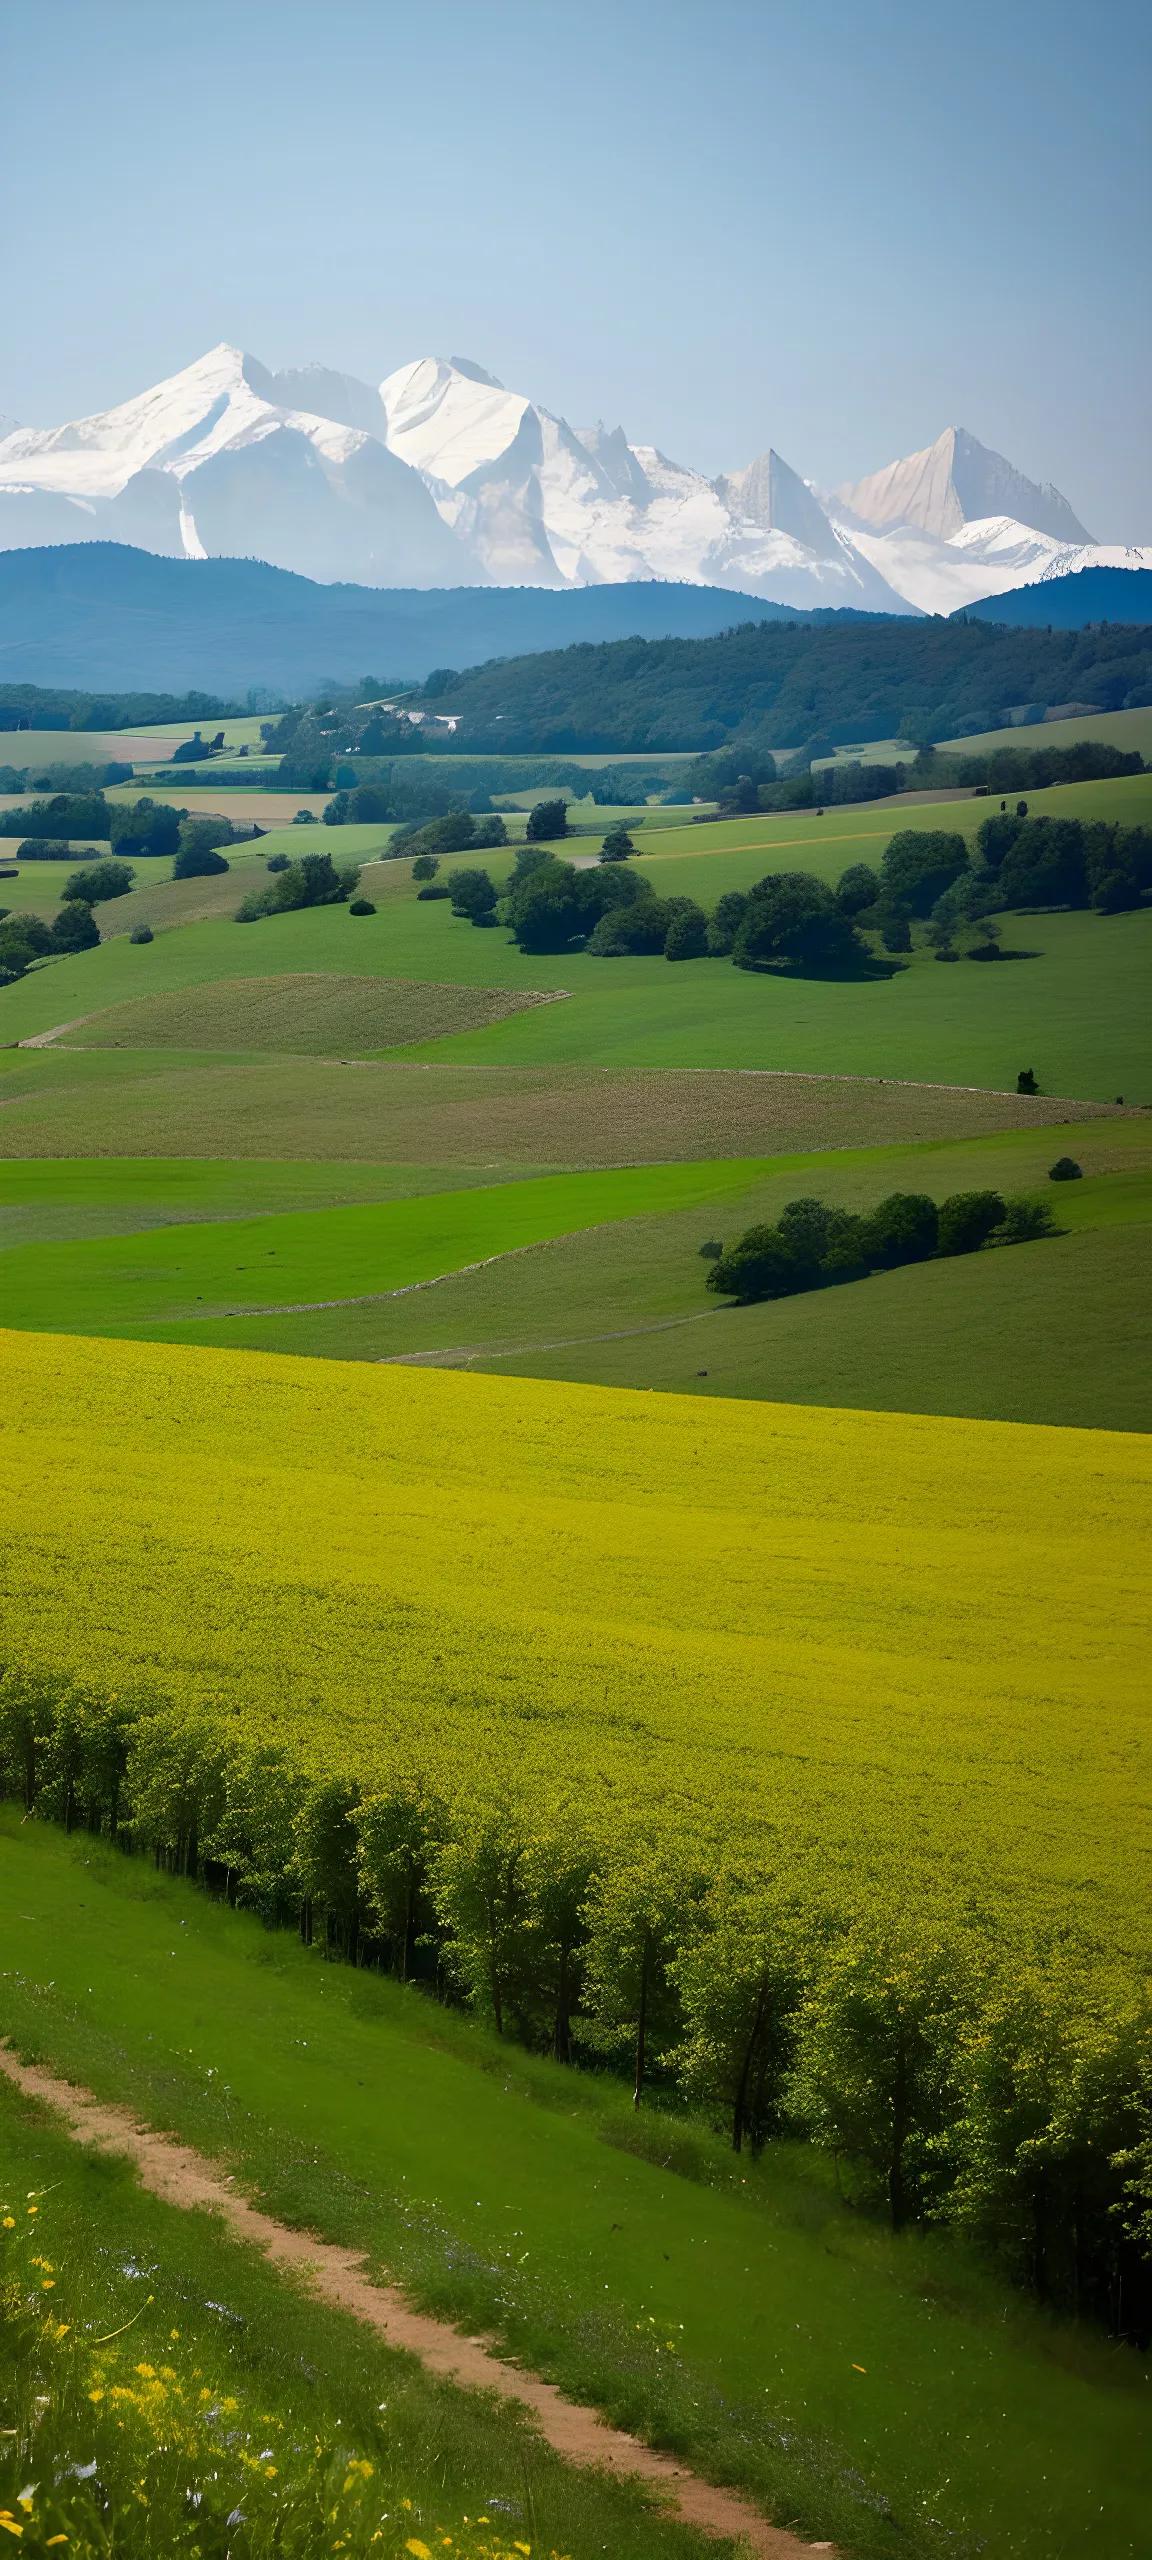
xmin=2 ymin=1663 xmax=1148 ymax=2339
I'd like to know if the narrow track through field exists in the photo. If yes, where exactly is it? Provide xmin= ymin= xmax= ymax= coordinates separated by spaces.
xmin=0 ymin=2044 xmax=833 ymax=2560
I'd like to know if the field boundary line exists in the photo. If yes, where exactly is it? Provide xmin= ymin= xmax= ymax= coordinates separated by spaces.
xmin=0 ymin=2043 xmax=833 ymax=2559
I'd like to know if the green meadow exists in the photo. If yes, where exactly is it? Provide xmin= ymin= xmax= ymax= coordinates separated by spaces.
xmin=1 ymin=1125 xmax=1145 ymax=1430
xmin=0 ymin=1157 xmax=765 ymax=1336
xmin=1 ymin=1814 xmax=1148 ymax=2560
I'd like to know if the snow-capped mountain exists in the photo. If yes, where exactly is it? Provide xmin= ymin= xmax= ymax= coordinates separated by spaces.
xmin=0 ymin=345 xmax=477 ymax=586
xmin=836 ymin=426 xmax=1093 ymax=546
xmin=0 ymin=349 xmax=1145 ymax=616
xmin=376 ymin=356 xmax=910 ymax=608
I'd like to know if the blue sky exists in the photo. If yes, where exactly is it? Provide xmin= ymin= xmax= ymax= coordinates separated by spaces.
xmin=3 ymin=0 xmax=1148 ymax=535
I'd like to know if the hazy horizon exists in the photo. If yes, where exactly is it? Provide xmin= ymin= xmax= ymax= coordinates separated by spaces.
xmin=3 ymin=0 xmax=1149 ymax=538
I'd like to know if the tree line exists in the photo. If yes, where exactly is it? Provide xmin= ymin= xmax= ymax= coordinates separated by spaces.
xmin=0 ymin=681 xmax=249 ymax=732
xmin=1 ymin=1661 xmax=1147 ymax=2341
xmin=689 ymin=736 xmax=1145 ymax=815
xmin=705 ymin=1187 xmax=1059 ymax=1303
xmin=427 ymin=806 xmax=1150 ymax=977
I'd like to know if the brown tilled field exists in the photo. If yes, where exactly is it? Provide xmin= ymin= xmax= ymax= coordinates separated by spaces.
xmin=0 ymin=1049 xmax=1116 ymax=1162
xmin=64 ymin=974 xmax=567 ymax=1054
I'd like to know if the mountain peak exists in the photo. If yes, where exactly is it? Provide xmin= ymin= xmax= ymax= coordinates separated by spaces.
xmin=837 ymin=426 xmax=1092 ymax=545
xmin=715 ymin=448 xmax=835 ymax=553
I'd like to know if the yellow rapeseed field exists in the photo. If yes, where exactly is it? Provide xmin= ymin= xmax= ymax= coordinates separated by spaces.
xmin=1 ymin=1328 xmax=1148 ymax=1955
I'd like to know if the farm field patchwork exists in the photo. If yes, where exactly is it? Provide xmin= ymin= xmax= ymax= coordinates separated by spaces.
xmin=1 ymin=1817 xmax=1149 ymax=2560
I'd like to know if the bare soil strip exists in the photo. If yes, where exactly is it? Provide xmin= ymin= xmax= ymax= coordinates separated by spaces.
xmin=0 ymin=2046 xmax=832 ymax=2558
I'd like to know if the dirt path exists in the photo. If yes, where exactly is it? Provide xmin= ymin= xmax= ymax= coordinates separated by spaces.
xmin=17 ymin=1015 xmax=92 ymax=1048
xmin=0 ymin=2046 xmax=833 ymax=2559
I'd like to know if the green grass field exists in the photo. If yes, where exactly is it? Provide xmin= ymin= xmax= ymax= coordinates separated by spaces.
xmin=814 ymin=708 xmax=1152 ymax=768
xmin=1 ymin=1815 xmax=1148 ymax=2560
xmin=0 ymin=1157 xmax=767 ymax=1336
xmin=1 ymin=1125 xmax=1144 ymax=1429
xmin=4 ymin=873 xmax=1150 ymax=1104
xmin=0 ymin=726 xmax=178 ymax=768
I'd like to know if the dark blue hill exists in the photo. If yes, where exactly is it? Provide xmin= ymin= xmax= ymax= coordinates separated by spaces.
xmin=958 ymin=566 xmax=1152 ymax=627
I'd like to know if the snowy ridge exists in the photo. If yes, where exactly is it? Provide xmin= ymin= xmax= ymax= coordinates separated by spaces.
xmin=0 ymin=346 xmax=1145 ymax=613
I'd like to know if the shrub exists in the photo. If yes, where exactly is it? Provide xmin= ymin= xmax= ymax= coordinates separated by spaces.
xmin=51 ymin=899 xmax=100 ymax=954
xmin=836 ymin=862 xmax=881 ymax=917
xmin=411 ymin=852 xmax=440 ymax=880
xmin=416 ymin=881 xmax=452 ymax=900
xmin=172 ymin=825 xmax=231 ymax=880
xmin=238 ymin=851 xmax=359 ymax=919
xmin=707 ymin=1226 xmax=812 ymax=1302
xmin=266 ymin=852 xmax=290 ymax=872
xmin=587 ymin=895 xmax=673 ymax=956
xmin=1049 ymin=1157 xmax=1083 ymax=1181
xmin=706 ymin=890 xmax=748 ymax=956
xmin=348 ymin=897 xmax=376 ymax=916
xmin=600 ymin=825 xmax=636 ymax=862
xmin=862 ymin=1192 xmax=939 ymax=1267
xmin=664 ymin=902 xmax=709 ymax=960
xmin=1017 ymin=1069 xmax=1039 ymax=1095
xmin=526 ymin=796 xmax=569 ymax=843
xmin=446 ymin=866 xmax=498 ymax=923
xmin=129 ymin=923 xmax=154 ymax=944
xmin=879 ymin=912 xmax=913 ymax=954
xmin=17 ymin=838 xmax=72 ymax=861
xmin=881 ymin=830 xmax=968 ymax=917
xmin=994 ymin=1196 xmax=1060 ymax=1244
xmin=698 ymin=1238 xmax=723 ymax=1261
xmin=732 ymin=872 xmax=867 ymax=973
xmin=109 ymin=798 xmax=182 ymax=858
xmin=936 ymin=1190 xmax=1006 ymax=1257
xmin=63 ymin=857 xmax=134 ymax=905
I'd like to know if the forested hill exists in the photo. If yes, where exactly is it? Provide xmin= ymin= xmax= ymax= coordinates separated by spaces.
xmin=419 ymin=618 xmax=1152 ymax=753
xmin=0 ymin=544 xmax=824 ymax=693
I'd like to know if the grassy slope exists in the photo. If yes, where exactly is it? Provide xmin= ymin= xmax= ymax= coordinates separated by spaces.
xmin=168 ymin=1126 xmax=1149 ymax=1432
xmin=938 ymin=706 xmax=1152 ymax=759
xmin=0 ymin=1158 xmax=531 ymax=1245
xmin=0 ymin=1159 xmax=769 ymax=1334
xmin=1 ymin=1817 xmax=1148 ymax=2560
xmin=0 ymin=2077 xmax=711 ymax=2560
xmin=483 ymin=1223 xmax=1152 ymax=1432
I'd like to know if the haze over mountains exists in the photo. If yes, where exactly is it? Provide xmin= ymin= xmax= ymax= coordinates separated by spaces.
xmin=0 ymin=344 xmax=1147 ymax=618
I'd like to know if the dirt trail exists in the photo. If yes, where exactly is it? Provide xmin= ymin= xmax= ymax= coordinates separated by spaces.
xmin=0 ymin=2046 xmax=832 ymax=2559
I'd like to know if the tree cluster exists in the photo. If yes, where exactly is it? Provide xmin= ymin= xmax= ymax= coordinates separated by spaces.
xmin=391 ymin=809 xmax=507 ymax=862
xmin=0 ymin=791 xmax=113 ymax=841
xmin=0 ymin=900 xmax=101 ymax=981
xmin=2 ymin=1661 xmax=1148 ymax=2339
xmin=977 ymin=812 xmax=1152 ymax=914
xmin=235 ymin=851 xmax=360 ymax=923
xmin=707 ymin=1189 xmax=1057 ymax=1303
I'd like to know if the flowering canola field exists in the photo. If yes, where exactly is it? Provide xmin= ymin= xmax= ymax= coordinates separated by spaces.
xmin=2 ymin=1327 xmax=1148 ymax=1959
